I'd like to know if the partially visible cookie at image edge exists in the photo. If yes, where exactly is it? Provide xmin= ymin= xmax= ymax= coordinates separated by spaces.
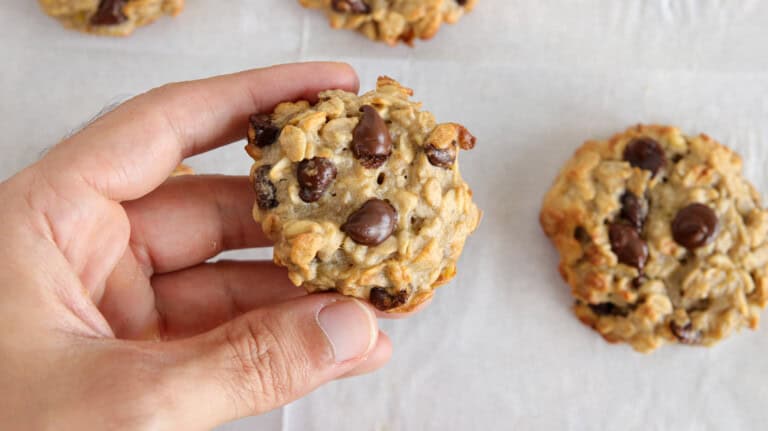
xmin=245 ymin=76 xmax=481 ymax=313
xmin=39 ymin=0 xmax=184 ymax=36
xmin=299 ymin=0 xmax=477 ymax=45
xmin=540 ymin=125 xmax=768 ymax=353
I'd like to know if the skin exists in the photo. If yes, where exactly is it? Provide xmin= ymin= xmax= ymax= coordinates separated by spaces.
xmin=0 ymin=63 xmax=426 ymax=430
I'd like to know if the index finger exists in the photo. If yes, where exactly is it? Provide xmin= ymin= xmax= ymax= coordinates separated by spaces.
xmin=41 ymin=62 xmax=359 ymax=201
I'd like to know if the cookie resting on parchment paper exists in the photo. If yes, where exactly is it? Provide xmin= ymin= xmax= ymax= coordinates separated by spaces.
xmin=541 ymin=125 xmax=768 ymax=353
xmin=39 ymin=0 xmax=183 ymax=36
xmin=299 ymin=0 xmax=477 ymax=45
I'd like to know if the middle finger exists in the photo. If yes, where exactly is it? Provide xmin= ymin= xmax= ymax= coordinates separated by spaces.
xmin=124 ymin=175 xmax=269 ymax=274
xmin=152 ymin=260 xmax=305 ymax=339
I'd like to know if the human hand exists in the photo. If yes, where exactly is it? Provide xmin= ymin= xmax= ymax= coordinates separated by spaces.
xmin=0 ymin=63 xmax=394 ymax=430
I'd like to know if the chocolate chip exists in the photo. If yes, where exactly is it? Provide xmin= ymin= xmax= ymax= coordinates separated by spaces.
xmin=331 ymin=0 xmax=371 ymax=14
xmin=425 ymin=144 xmax=457 ymax=168
xmin=589 ymin=302 xmax=628 ymax=317
xmin=623 ymin=137 xmax=666 ymax=177
xmin=90 ymin=0 xmax=128 ymax=25
xmin=608 ymin=223 xmax=649 ymax=270
xmin=672 ymin=203 xmax=718 ymax=250
xmin=248 ymin=114 xmax=280 ymax=148
xmin=297 ymin=157 xmax=337 ymax=203
xmin=253 ymin=165 xmax=278 ymax=210
xmin=457 ymin=0 xmax=468 ymax=6
xmin=457 ymin=126 xmax=477 ymax=150
xmin=670 ymin=321 xmax=703 ymax=344
xmin=411 ymin=216 xmax=425 ymax=233
xmin=620 ymin=192 xmax=646 ymax=229
xmin=352 ymin=106 xmax=392 ymax=169
xmin=341 ymin=198 xmax=398 ymax=246
xmin=574 ymin=226 xmax=590 ymax=242
xmin=632 ymin=276 xmax=645 ymax=289
xmin=369 ymin=287 xmax=408 ymax=311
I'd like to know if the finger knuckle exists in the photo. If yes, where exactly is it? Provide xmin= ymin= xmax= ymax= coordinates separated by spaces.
xmin=223 ymin=315 xmax=302 ymax=413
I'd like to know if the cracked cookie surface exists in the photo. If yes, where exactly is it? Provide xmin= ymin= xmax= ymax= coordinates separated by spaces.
xmin=540 ymin=125 xmax=768 ymax=353
xmin=299 ymin=0 xmax=477 ymax=45
xmin=246 ymin=77 xmax=481 ymax=313
xmin=39 ymin=0 xmax=184 ymax=36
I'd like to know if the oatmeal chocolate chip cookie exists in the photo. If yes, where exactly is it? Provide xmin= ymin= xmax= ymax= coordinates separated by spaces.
xmin=299 ymin=0 xmax=477 ymax=45
xmin=540 ymin=125 xmax=768 ymax=353
xmin=39 ymin=0 xmax=183 ymax=36
xmin=246 ymin=77 xmax=481 ymax=312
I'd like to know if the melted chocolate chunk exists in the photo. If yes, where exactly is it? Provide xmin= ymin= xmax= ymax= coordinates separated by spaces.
xmin=253 ymin=165 xmax=278 ymax=210
xmin=624 ymin=137 xmax=666 ymax=177
xmin=297 ymin=158 xmax=337 ymax=203
xmin=608 ymin=223 xmax=649 ymax=270
xmin=352 ymin=106 xmax=392 ymax=169
xmin=341 ymin=199 xmax=397 ymax=246
xmin=672 ymin=203 xmax=718 ymax=250
xmin=425 ymin=144 xmax=457 ymax=168
xmin=331 ymin=0 xmax=371 ymax=13
xmin=91 ymin=0 xmax=128 ymax=26
xmin=670 ymin=321 xmax=703 ymax=345
xmin=249 ymin=114 xmax=280 ymax=148
xmin=620 ymin=192 xmax=646 ymax=230
xmin=369 ymin=287 xmax=408 ymax=311
xmin=632 ymin=276 xmax=646 ymax=289
xmin=574 ymin=226 xmax=590 ymax=242
xmin=589 ymin=302 xmax=628 ymax=317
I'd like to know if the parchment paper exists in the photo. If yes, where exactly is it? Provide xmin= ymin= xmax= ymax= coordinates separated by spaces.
xmin=2 ymin=1 xmax=768 ymax=430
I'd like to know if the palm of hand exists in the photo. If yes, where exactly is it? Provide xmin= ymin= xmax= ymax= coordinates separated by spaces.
xmin=0 ymin=64 xmax=393 ymax=431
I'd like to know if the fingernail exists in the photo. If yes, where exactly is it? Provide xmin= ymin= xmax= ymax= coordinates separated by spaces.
xmin=317 ymin=299 xmax=377 ymax=363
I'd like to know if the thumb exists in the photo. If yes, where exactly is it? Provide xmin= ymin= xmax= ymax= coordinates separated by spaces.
xmin=156 ymin=294 xmax=380 ymax=429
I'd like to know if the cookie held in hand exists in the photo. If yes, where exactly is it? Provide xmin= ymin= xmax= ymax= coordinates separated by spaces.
xmin=540 ymin=125 xmax=768 ymax=353
xmin=39 ymin=0 xmax=184 ymax=36
xmin=246 ymin=77 xmax=481 ymax=313
xmin=299 ymin=0 xmax=477 ymax=45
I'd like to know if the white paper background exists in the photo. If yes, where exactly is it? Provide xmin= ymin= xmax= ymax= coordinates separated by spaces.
xmin=3 ymin=1 xmax=768 ymax=430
